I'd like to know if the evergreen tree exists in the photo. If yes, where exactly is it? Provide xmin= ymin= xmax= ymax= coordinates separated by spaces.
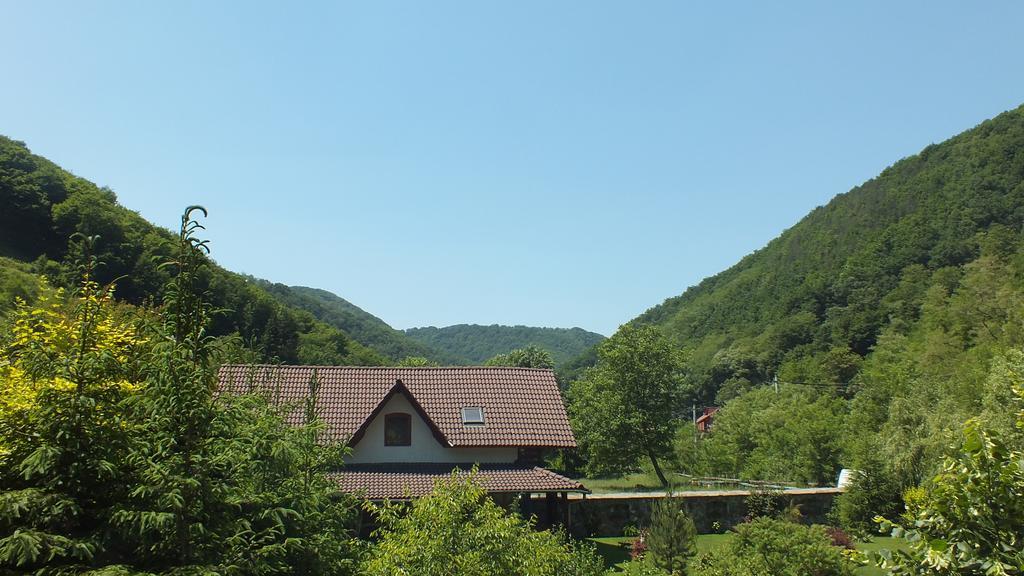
xmin=646 ymin=496 xmax=697 ymax=575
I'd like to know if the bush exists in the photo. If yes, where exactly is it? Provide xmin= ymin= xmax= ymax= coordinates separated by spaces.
xmin=362 ymin=472 xmax=605 ymax=576
xmin=630 ymin=530 xmax=648 ymax=560
xmin=743 ymin=487 xmax=785 ymax=520
xmin=825 ymin=526 xmax=855 ymax=549
xmin=691 ymin=517 xmax=857 ymax=576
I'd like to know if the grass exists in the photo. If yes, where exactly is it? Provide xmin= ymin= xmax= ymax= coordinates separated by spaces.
xmin=587 ymin=534 xmax=734 ymax=571
xmin=587 ymin=534 xmax=907 ymax=574
xmin=854 ymin=537 xmax=909 ymax=576
xmin=575 ymin=472 xmax=667 ymax=493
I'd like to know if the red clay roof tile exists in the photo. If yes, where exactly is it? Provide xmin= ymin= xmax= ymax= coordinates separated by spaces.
xmin=217 ymin=365 xmax=577 ymax=448
xmin=327 ymin=463 xmax=587 ymax=500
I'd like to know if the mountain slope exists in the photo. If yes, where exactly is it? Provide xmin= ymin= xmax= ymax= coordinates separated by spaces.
xmin=404 ymin=324 xmax=605 ymax=367
xmin=0 ymin=135 xmax=387 ymax=365
xmin=627 ymin=104 xmax=1024 ymax=403
xmin=257 ymin=283 xmax=460 ymax=364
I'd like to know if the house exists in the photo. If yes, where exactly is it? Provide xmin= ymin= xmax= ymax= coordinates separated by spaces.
xmin=217 ymin=365 xmax=587 ymax=522
xmin=695 ymin=406 xmax=720 ymax=433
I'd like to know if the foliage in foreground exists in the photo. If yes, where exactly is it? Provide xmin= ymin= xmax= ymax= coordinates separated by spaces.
xmin=0 ymin=211 xmax=361 ymax=575
xmin=362 ymin=472 xmax=605 ymax=576
xmin=870 ymin=384 xmax=1024 ymax=575
xmin=690 ymin=517 xmax=856 ymax=576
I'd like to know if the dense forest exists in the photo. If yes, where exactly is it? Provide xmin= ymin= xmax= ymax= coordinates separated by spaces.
xmin=0 ymin=135 xmax=393 ymax=366
xmin=567 ymin=104 xmax=1024 ymax=541
xmin=255 ymin=283 xmax=460 ymax=364
xmin=405 ymin=324 xmax=605 ymax=368
xmin=629 ymin=104 xmax=1024 ymax=405
xmin=0 ymin=136 xmax=589 ymax=369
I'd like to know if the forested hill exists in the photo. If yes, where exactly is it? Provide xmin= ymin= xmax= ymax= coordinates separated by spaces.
xmin=628 ymin=104 xmax=1024 ymax=403
xmin=256 ymin=283 xmax=459 ymax=364
xmin=0 ymin=135 xmax=390 ymax=365
xmin=404 ymin=324 xmax=605 ymax=367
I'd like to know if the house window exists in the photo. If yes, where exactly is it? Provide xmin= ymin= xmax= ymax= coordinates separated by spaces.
xmin=384 ymin=413 xmax=411 ymax=446
xmin=461 ymin=406 xmax=485 ymax=426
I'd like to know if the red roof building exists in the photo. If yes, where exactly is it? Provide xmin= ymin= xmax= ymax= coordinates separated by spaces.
xmin=218 ymin=365 xmax=587 ymax=503
xmin=695 ymin=406 xmax=720 ymax=433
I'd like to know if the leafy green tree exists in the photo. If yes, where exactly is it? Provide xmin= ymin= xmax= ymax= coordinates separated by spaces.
xmin=703 ymin=385 xmax=845 ymax=485
xmin=484 ymin=344 xmax=555 ymax=369
xmin=362 ymin=471 xmax=604 ymax=576
xmin=646 ymin=496 xmax=697 ymax=575
xmin=569 ymin=325 xmax=683 ymax=486
xmin=870 ymin=390 xmax=1024 ymax=575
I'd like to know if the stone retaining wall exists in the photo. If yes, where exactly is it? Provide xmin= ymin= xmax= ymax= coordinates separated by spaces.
xmin=566 ymin=488 xmax=842 ymax=538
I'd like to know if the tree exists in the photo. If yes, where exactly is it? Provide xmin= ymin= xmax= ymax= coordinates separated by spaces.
xmin=362 ymin=471 xmax=604 ymax=576
xmin=646 ymin=496 xmax=697 ymax=575
xmin=870 ymin=387 xmax=1024 ymax=575
xmin=569 ymin=325 xmax=683 ymax=486
xmin=0 ymin=247 xmax=144 ymax=574
xmin=484 ymin=344 xmax=555 ymax=369
xmin=110 ymin=207 xmax=362 ymax=575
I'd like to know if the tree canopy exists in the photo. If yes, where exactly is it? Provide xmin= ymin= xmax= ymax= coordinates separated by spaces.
xmin=569 ymin=325 xmax=684 ymax=485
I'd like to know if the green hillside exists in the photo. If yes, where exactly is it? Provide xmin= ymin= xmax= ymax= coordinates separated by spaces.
xmin=405 ymin=324 xmax=605 ymax=367
xmin=626 ymin=104 xmax=1024 ymax=405
xmin=0 ymin=135 xmax=386 ymax=365
xmin=565 ymin=104 xmax=1024 ymax=500
xmin=257 ymin=283 xmax=459 ymax=364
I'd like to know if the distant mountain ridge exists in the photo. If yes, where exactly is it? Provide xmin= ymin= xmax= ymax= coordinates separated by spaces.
xmin=404 ymin=324 xmax=605 ymax=367
xmin=258 ymin=283 xmax=461 ymax=364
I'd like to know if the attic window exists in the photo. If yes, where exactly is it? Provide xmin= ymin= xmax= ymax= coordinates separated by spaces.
xmin=461 ymin=406 xmax=485 ymax=426
xmin=384 ymin=413 xmax=412 ymax=446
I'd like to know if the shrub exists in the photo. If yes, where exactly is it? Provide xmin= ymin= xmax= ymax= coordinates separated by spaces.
xmin=362 ymin=472 xmax=605 ymax=576
xmin=691 ymin=517 xmax=857 ymax=576
xmin=743 ymin=487 xmax=785 ymax=520
xmin=630 ymin=530 xmax=648 ymax=560
xmin=825 ymin=526 xmax=855 ymax=549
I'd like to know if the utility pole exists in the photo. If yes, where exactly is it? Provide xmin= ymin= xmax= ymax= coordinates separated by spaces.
xmin=692 ymin=404 xmax=698 ymax=445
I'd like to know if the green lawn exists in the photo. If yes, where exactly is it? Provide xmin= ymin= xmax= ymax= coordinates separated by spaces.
xmin=587 ymin=534 xmax=906 ymax=574
xmin=575 ymin=472 xmax=668 ymax=493
xmin=854 ymin=537 xmax=908 ymax=576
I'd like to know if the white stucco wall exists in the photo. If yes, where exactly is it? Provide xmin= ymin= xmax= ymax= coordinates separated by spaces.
xmin=345 ymin=393 xmax=518 ymax=464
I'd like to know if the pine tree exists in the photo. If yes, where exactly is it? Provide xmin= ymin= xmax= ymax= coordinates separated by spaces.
xmin=646 ymin=495 xmax=697 ymax=575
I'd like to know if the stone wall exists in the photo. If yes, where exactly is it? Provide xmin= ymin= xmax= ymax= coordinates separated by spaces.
xmin=566 ymin=488 xmax=842 ymax=538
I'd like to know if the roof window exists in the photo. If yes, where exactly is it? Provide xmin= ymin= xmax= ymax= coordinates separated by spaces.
xmin=461 ymin=406 xmax=485 ymax=426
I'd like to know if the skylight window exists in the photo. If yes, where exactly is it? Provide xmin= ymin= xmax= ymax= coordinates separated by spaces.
xmin=461 ymin=406 xmax=485 ymax=426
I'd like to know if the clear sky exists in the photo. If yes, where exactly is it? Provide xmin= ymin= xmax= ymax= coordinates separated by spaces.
xmin=3 ymin=2 xmax=1023 ymax=336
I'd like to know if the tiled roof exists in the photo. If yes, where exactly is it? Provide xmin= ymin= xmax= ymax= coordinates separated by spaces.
xmin=326 ymin=463 xmax=588 ymax=500
xmin=217 ymin=365 xmax=577 ymax=448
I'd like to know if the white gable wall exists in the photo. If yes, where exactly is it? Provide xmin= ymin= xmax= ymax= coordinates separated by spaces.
xmin=345 ymin=393 xmax=518 ymax=464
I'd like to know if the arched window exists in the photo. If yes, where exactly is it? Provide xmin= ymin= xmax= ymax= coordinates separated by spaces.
xmin=384 ymin=413 xmax=412 ymax=446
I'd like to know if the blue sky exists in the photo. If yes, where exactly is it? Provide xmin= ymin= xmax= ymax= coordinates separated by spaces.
xmin=3 ymin=1 xmax=1024 ymax=335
